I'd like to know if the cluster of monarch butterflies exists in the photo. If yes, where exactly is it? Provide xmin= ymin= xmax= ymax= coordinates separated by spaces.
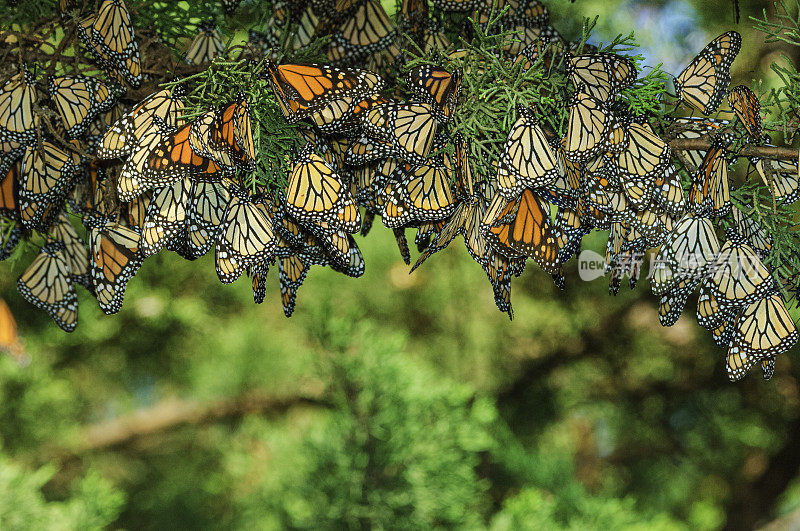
xmin=1 ymin=0 xmax=799 ymax=381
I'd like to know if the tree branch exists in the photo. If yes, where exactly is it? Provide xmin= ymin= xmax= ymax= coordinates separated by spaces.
xmin=65 ymin=390 xmax=330 ymax=454
xmin=668 ymin=137 xmax=799 ymax=161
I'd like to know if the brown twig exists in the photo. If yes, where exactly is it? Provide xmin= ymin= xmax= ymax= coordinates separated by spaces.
xmin=668 ymin=137 xmax=799 ymax=161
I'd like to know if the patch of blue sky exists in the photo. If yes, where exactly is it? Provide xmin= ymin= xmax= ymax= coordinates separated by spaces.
xmin=584 ymin=0 xmax=708 ymax=75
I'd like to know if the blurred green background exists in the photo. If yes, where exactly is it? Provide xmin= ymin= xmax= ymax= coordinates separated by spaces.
xmin=2 ymin=0 xmax=800 ymax=529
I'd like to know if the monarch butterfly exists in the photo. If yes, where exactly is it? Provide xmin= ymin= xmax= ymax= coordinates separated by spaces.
xmin=299 ymin=128 xmax=342 ymax=168
xmin=554 ymin=202 xmax=589 ymax=265
xmin=98 ymin=87 xmax=186 ymax=160
xmin=605 ymin=221 xmax=627 ymax=294
xmin=658 ymin=278 xmax=699 ymax=327
xmin=506 ymin=0 xmax=551 ymax=25
xmin=433 ymin=0 xmax=482 ymax=11
xmin=623 ymin=220 xmax=649 ymax=268
xmin=451 ymin=133 xmax=476 ymax=200
xmin=249 ymin=28 xmax=281 ymax=59
xmin=77 ymin=1 xmax=141 ymax=87
xmin=378 ymin=178 xmax=415 ymax=229
xmin=342 ymin=135 xmax=394 ymax=166
xmin=630 ymin=206 xmax=668 ymax=248
xmin=359 ymin=210 xmax=376 ymax=237
xmin=728 ymin=85 xmax=762 ymax=141
xmin=49 ymin=212 xmax=91 ymax=290
xmin=481 ymin=188 xmax=562 ymax=274
xmin=185 ymin=23 xmax=226 ymax=64
xmin=413 ymin=137 xmax=526 ymax=316
xmin=414 ymin=220 xmax=446 ymax=252
xmin=0 ymin=68 xmax=38 ymax=145
xmin=705 ymin=230 xmax=773 ymax=310
xmin=48 ymin=75 xmax=121 ymax=138
xmin=362 ymin=102 xmax=437 ymax=165
xmin=711 ymin=313 xmax=737 ymax=348
xmin=496 ymin=106 xmax=559 ymax=199
xmin=90 ymin=221 xmax=144 ymax=314
xmin=499 ymin=25 xmax=562 ymax=57
xmin=471 ymin=0 xmax=549 ymax=30
xmin=300 ymin=98 xmax=359 ymax=135
xmin=19 ymin=142 xmax=81 ymax=230
xmin=406 ymin=66 xmax=463 ymax=123
xmin=0 ymin=140 xmax=25 ymax=181
xmin=77 ymin=15 xmax=142 ymax=88
xmin=364 ymin=39 xmax=402 ymax=76
xmin=286 ymin=148 xmax=361 ymax=233
xmin=72 ymin=161 xmax=114 ymax=226
xmin=183 ymin=109 xmax=240 ymax=172
xmin=675 ymin=31 xmax=741 ymax=115
xmin=215 ymin=187 xmax=276 ymax=284
xmin=349 ymin=93 xmax=392 ymax=127
xmin=398 ymin=0 xmax=429 ymax=38
xmin=650 ymin=213 xmax=720 ymax=296
xmin=90 ymin=0 xmax=138 ymax=63
xmin=726 ymin=293 xmax=798 ymax=381
xmin=59 ymin=0 xmax=78 ymax=13
xmin=327 ymin=0 xmax=397 ymax=65
xmin=411 ymin=164 xmax=478 ymax=272
xmin=515 ymin=36 xmax=564 ymax=71
xmin=140 ymin=177 xmax=193 ymax=257
xmin=115 ymin=123 xmax=173 ymax=202
xmin=329 ymin=233 xmax=366 ymax=278
xmin=654 ymin=164 xmax=686 ymax=220
xmin=145 ymin=118 xmax=224 ymax=182
xmin=416 ymin=191 xmax=523 ymax=317
xmin=422 ymin=20 xmax=451 ymax=53
xmin=272 ymin=204 xmax=328 ymax=263
xmin=353 ymin=157 xmax=395 ymax=214
xmin=296 ymin=218 xmax=358 ymax=271
xmin=688 ymin=134 xmax=733 ymax=217
xmin=17 ymin=241 xmax=78 ymax=332
xmin=670 ymin=117 xmax=729 ymax=170
xmin=619 ymin=239 xmax=648 ymax=293
xmin=567 ymin=53 xmax=637 ymax=102
xmin=184 ymin=180 xmax=230 ymax=259
xmin=752 ymin=155 xmax=799 ymax=205
xmin=564 ymin=90 xmax=610 ymax=161
xmin=290 ymin=5 xmax=322 ymax=51
xmin=278 ymin=253 xmax=312 ymax=317
xmin=585 ymin=160 xmax=627 ymax=219
xmin=761 ymin=357 xmax=776 ymax=380
xmin=248 ymin=259 xmax=269 ymax=305
xmin=392 ymin=158 xmax=456 ymax=223
xmin=85 ymin=103 xmax=124 ymax=153
xmin=0 ymin=161 xmax=20 ymax=220
xmin=123 ymin=191 xmax=151 ymax=231
xmin=0 ymin=220 xmax=21 ymax=262
xmin=267 ymin=62 xmax=384 ymax=122
xmin=480 ymin=246 xmax=526 ymax=319
xmin=729 ymin=207 xmax=772 ymax=260
xmin=552 ymin=136 xmax=583 ymax=193
xmin=603 ymin=118 xmax=630 ymax=155
xmin=696 ymin=280 xmax=737 ymax=331
xmin=68 ymin=160 xmax=98 ymax=217
xmin=210 ymin=96 xmax=256 ymax=172
xmin=616 ymin=120 xmax=671 ymax=210
xmin=310 ymin=0 xmax=363 ymax=18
